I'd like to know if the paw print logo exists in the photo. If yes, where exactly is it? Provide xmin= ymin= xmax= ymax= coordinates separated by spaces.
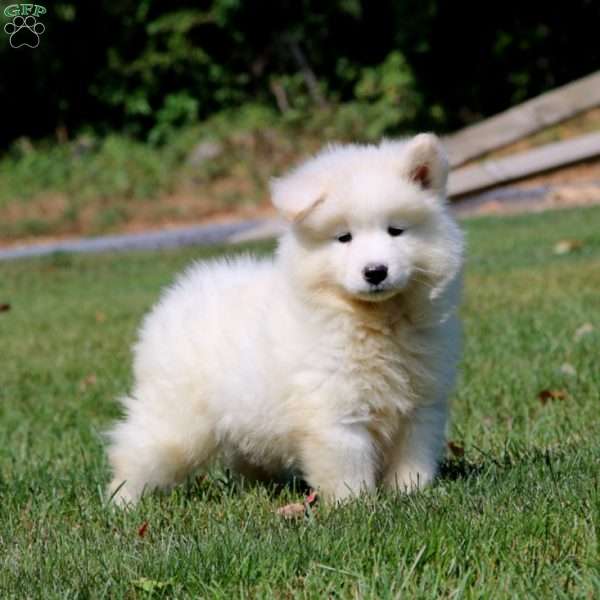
xmin=4 ymin=15 xmax=45 ymax=48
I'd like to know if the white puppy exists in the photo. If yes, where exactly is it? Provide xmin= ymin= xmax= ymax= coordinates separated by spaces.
xmin=107 ymin=134 xmax=464 ymax=506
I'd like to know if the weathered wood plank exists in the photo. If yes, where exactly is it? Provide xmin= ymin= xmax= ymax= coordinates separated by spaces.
xmin=448 ymin=131 xmax=600 ymax=197
xmin=444 ymin=71 xmax=600 ymax=168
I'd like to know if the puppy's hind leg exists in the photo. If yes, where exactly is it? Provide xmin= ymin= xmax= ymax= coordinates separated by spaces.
xmin=106 ymin=396 xmax=218 ymax=506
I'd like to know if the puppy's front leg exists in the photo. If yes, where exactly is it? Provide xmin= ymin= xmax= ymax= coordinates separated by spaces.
xmin=299 ymin=424 xmax=377 ymax=503
xmin=384 ymin=401 xmax=448 ymax=493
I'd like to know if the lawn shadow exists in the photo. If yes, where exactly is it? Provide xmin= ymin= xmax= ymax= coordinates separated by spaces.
xmin=438 ymin=444 xmax=583 ymax=485
xmin=438 ymin=456 xmax=486 ymax=482
xmin=176 ymin=467 xmax=313 ymax=506
xmin=156 ymin=445 xmax=579 ymax=507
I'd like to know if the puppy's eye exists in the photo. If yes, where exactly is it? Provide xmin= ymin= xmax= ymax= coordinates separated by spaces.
xmin=387 ymin=226 xmax=405 ymax=237
xmin=337 ymin=232 xmax=352 ymax=243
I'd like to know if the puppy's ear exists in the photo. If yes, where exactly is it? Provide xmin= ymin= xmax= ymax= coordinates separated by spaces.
xmin=270 ymin=174 xmax=325 ymax=223
xmin=400 ymin=133 xmax=449 ymax=192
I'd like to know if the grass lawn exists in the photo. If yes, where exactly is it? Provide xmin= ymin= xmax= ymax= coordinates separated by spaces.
xmin=1 ymin=205 xmax=599 ymax=598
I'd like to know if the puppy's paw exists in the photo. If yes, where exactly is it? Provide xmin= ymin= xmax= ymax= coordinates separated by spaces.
xmin=385 ymin=464 xmax=435 ymax=493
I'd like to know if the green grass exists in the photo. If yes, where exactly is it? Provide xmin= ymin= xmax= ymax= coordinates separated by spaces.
xmin=1 ymin=206 xmax=600 ymax=598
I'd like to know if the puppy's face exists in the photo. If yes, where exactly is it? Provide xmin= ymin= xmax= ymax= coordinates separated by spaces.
xmin=302 ymin=189 xmax=432 ymax=302
xmin=273 ymin=135 xmax=463 ymax=304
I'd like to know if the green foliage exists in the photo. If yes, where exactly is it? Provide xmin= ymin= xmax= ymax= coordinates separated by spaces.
xmin=0 ymin=135 xmax=180 ymax=207
xmin=0 ymin=142 xmax=71 ymax=203
xmin=148 ymin=92 xmax=200 ymax=145
xmin=2 ymin=1 xmax=599 ymax=148
xmin=0 ymin=101 xmax=284 ymax=210
xmin=1 ymin=207 xmax=600 ymax=596
xmin=72 ymin=136 xmax=177 ymax=199
xmin=0 ymin=106 xmax=284 ymax=239
xmin=346 ymin=51 xmax=422 ymax=140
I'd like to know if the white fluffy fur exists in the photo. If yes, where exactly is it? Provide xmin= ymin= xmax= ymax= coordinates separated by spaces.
xmin=107 ymin=134 xmax=464 ymax=505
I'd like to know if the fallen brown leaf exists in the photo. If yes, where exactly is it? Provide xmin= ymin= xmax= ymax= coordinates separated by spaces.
xmin=447 ymin=441 xmax=465 ymax=458
xmin=79 ymin=373 xmax=97 ymax=391
xmin=277 ymin=502 xmax=305 ymax=519
xmin=277 ymin=491 xmax=319 ymax=519
xmin=305 ymin=490 xmax=318 ymax=506
xmin=538 ymin=389 xmax=567 ymax=405
xmin=95 ymin=311 xmax=107 ymax=323
xmin=553 ymin=239 xmax=583 ymax=255
xmin=138 ymin=521 xmax=149 ymax=538
xmin=0 ymin=303 xmax=10 ymax=312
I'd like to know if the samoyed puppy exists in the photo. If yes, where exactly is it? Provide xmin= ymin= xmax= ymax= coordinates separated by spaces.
xmin=107 ymin=133 xmax=464 ymax=506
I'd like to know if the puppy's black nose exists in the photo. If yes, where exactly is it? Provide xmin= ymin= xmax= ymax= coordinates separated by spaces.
xmin=363 ymin=264 xmax=388 ymax=285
